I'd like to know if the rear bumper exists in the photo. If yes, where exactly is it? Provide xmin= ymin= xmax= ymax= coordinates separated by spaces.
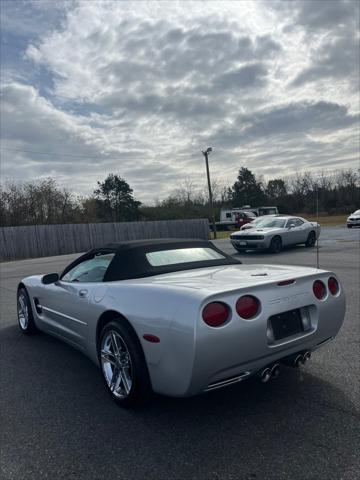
xmin=203 ymin=336 xmax=333 ymax=392
xmin=201 ymin=334 xmax=334 ymax=393
xmin=187 ymin=288 xmax=345 ymax=397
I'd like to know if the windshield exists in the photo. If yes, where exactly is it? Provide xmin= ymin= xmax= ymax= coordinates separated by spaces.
xmin=252 ymin=218 xmax=286 ymax=228
xmin=146 ymin=247 xmax=225 ymax=267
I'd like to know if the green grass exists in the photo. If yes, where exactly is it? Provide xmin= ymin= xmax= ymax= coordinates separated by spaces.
xmin=209 ymin=214 xmax=347 ymax=239
xmin=297 ymin=214 xmax=346 ymax=226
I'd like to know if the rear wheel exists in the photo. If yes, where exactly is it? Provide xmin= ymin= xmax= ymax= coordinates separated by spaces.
xmin=305 ymin=231 xmax=316 ymax=247
xmin=17 ymin=287 xmax=38 ymax=335
xmin=269 ymin=236 xmax=282 ymax=253
xmin=98 ymin=320 xmax=152 ymax=408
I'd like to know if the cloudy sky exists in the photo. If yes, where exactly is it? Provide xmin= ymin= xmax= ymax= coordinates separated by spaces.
xmin=1 ymin=0 xmax=359 ymax=203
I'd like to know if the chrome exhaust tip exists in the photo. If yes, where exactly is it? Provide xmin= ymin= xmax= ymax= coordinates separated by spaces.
xmin=281 ymin=351 xmax=312 ymax=368
xmin=270 ymin=363 xmax=281 ymax=379
xmin=301 ymin=351 xmax=311 ymax=364
xmin=294 ymin=354 xmax=303 ymax=368
xmin=260 ymin=368 xmax=271 ymax=383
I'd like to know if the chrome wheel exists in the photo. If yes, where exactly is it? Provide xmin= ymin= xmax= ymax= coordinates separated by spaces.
xmin=17 ymin=293 xmax=29 ymax=330
xmin=101 ymin=330 xmax=133 ymax=399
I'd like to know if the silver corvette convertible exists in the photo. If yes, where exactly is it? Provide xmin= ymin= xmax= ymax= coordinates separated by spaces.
xmin=17 ymin=239 xmax=345 ymax=408
xmin=230 ymin=215 xmax=320 ymax=253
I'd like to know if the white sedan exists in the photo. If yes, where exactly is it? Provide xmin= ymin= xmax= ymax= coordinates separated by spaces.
xmin=347 ymin=209 xmax=360 ymax=228
xmin=230 ymin=215 xmax=320 ymax=253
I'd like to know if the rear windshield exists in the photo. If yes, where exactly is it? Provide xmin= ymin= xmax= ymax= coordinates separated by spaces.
xmin=146 ymin=247 xmax=225 ymax=267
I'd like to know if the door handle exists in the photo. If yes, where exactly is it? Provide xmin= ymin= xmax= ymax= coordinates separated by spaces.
xmin=79 ymin=289 xmax=88 ymax=297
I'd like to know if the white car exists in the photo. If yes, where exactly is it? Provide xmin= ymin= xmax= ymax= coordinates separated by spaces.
xmin=230 ymin=216 xmax=320 ymax=253
xmin=347 ymin=210 xmax=360 ymax=228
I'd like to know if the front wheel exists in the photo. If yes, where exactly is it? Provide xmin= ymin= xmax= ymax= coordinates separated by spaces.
xmin=98 ymin=320 xmax=152 ymax=408
xmin=305 ymin=231 xmax=316 ymax=247
xmin=347 ymin=225 xmax=352 ymax=229
xmin=269 ymin=236 xmax=282 ymax=253
xmin=17 ymin=287 xmax=38 ymax=335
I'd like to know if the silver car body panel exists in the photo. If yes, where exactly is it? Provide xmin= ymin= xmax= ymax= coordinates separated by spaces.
xmin=21 ymin=262 xmax=345 ymax=398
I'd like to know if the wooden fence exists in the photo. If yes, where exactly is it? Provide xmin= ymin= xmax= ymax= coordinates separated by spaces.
xmin=0 ymin=219 xmax=210 ymax=261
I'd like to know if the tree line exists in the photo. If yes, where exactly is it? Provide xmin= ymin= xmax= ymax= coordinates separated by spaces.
xmin=0 ymin=168 xmax=359 ymax=227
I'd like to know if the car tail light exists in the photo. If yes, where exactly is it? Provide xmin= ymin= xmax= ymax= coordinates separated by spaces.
xmin=313 ymin=280 xmax=326 ymax=300
xmin=328 ymin=277 xmax=339 ymax=295
xmin=202 ymin=302 xmax=230 ymax=327
xmin=236 ymin=295 xmax=260 ymax=319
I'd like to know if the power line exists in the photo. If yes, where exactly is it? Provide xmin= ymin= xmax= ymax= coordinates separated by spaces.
xmin=0 ymin=146 xmax=146 ymax=160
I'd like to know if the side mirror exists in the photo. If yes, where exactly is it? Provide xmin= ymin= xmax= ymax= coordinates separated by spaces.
xmin=42 ymin=273 xmax=59 ymax=285
xmin=288 ymin=223 xmax=295 ymax=229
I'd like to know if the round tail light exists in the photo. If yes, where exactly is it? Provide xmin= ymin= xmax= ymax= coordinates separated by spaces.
xmin=202 ymin=302 xmax=230 ymax=327
xmin=236 ymin=295 xmax=260 ymax=319
xmin=313 ymin=280 xmax=326 ymax=300
xmin=328 ymin=277 xmax=339 ymax=295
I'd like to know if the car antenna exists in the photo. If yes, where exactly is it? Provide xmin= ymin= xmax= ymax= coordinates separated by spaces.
xmin=316 ymin=183 xmax=319 ymax=269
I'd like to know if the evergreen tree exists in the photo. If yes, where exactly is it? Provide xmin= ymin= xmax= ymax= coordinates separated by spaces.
xmin=230 ymin=167 xmax=265 ymax=206
xmin=94 ymin=174 xmax=141 ymax=222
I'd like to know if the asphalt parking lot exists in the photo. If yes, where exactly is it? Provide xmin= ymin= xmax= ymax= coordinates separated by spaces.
xmin=0 ymin=227 xmax=359 ymax=480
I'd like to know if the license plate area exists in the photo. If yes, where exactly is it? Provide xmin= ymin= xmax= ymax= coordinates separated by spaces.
xmin=269 ymin=308 xmax=304 ymax=341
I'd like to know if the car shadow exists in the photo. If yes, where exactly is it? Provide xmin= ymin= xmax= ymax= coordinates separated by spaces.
xmin=1 ymin=324 xmax=358 ymax=480
xmin=234 ymin=243 xmax=318 ymax=256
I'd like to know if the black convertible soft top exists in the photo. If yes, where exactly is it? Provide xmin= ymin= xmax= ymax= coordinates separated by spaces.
xmin=61 ymin=238 xmax=241 ymax=281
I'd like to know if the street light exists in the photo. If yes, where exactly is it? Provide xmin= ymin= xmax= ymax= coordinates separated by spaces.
xmin=202 ymin=147 xmax=217 ymax=239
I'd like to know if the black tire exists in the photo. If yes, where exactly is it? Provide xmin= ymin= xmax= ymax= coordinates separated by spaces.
xmin=235 ymin=247 xmax=246 ymax=253
xmin=269 ymin=236 xmax=282 ymax=253
xmin=17 ymin=287 xmax=38 ymax=335
xmin=347 ymin=225 xmax=352 ymax=228
xmin=305 ymin=231 xmax=316 ymax=247
xmin=98 ymin=319 xmax=152 ymax=408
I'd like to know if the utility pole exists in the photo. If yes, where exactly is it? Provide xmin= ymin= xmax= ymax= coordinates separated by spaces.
xmin=202 ymin=147 xmax=217 ymax=239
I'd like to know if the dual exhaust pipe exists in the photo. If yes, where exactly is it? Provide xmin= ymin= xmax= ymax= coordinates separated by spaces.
xmin=259 ymin=350 xmax=311 ymax=383
xmin=259 ymin=363 xmax=281 ymax=383
xmin=282 ymin=350 xmax=311 ymax=368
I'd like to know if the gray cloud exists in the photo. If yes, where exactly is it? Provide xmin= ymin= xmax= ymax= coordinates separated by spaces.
xmin=215 ymin=63 xmax=268 ymax=91
xmin=100 ymin=91 xmax=225 ymax=119
xmin=292 ymin=35 xmax=359 ymax=86
xmin=294 ymin=0 xmax=359 ymax=31
xmin=211 ymin=100 xmax=359 ymax=148
xmin=242 ymin=101 xmax=358 ymax=137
